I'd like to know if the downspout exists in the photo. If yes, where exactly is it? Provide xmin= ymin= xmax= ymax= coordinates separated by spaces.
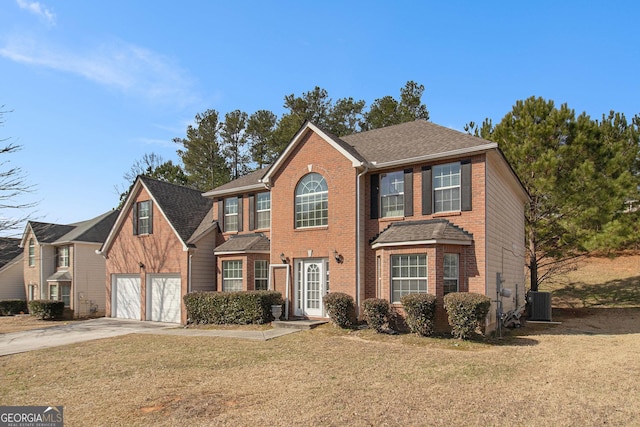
xmin=188 ymin=252 xmax=192 ymax=293
xmin=356 ymin=163 xmax=369 ymax=317
xmin=39 ymin=245 xmax=44 ymax=299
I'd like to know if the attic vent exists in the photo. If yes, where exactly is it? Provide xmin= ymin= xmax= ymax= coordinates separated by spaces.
xmin=528 ymin=291 xmax=552 ymax=321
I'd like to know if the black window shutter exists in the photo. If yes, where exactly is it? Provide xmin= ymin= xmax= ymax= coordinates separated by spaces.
xmin=370 ymin=174 xmax=379 ymax=219
xmin=421 ymin=166 xmax=432 ymax=215
xmin=248 ymin=194 xmax=255 ymax=231
xmin=218 ymin=199 xmax=224 ymax=231
xmin=237 ymin=196 xmax=243 ymax=232
xmin=461 ymin=160 xmax=472 ymax=211
xmin=132 ymin=202 xmax=138 ymax=235
xmin=148 ymin=201 xmax=153 ymax=234
xmin=404 ymin=168 xmax=413 ymax=217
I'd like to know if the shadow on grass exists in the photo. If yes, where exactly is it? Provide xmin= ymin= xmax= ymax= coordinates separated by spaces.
xmin=551 ymin=275 xmax=640 ymax=308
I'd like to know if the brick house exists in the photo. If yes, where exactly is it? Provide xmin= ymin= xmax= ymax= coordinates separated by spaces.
xmin=98 ymin=176 xmax=216 ymax=324
xmin=20 ymin=210 xmax=119 ymax=318
xmin=204 ymin=120 xmax=529 ymax=329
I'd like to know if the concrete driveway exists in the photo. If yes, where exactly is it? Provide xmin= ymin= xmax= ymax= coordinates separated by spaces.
xmin=0 ymin=318 xmax=174 ymax=357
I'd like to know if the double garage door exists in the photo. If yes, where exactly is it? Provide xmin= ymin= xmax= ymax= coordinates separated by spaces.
xmin=112 ymin=274 xmax=181 ymax=323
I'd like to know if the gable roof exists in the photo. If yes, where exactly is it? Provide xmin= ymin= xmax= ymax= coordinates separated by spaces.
xmin=100 ymin=176 xmax=214 ymax=253
xmin=214 ymin=233 xmax=270 ymax=254
xmin=0 ymin=237 xmax=23 ymax=270
xmin=202 ymin=167 xmax=269 ymax=198
xmin=342 ymin=120 xmax=497 ymax=168
xmin=370 ymin=219 xmax=473 ymax=249
xmin=20 ymin=210 xmax=120 ymax=247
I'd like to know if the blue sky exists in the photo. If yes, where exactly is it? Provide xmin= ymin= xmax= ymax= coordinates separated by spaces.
xmin=1 ymin=1 xmax=638 ymax=235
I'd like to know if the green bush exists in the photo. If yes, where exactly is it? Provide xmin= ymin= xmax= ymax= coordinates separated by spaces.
xmin=401 ymin=293 xmax=437 ymax=336
xmin=0 ymin=299 xmax=28 ymax=316
xmin=28 ymin=300 xmax=65 ymax=320
xmin=323 ymin=292 xmax=355 ymax=328
xmin=184 ymin=291 xmax=283 ymax=325
xmin=443 ymin=292 xmax=491 ymax=340
xmin=362 ymin=298 xmax=390 ymax=332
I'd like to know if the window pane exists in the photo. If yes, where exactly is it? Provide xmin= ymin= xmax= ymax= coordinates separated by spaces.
xmin=50 ymin=284 xmax=58 ymax=300
xmin=433 ymin=163 xmax=461 ymax=213
xmin=444 ymin=254 xmax=459 ymax=294
xmin=254 ymin=260 xmax=269 ymax=291
xmin=223 ymin=260 xmax=243 ymax=291
xmin=295 ymin=173 xmax=328 ymax=228
xmin=391 ymin=254 xmax=427 ymax=303
xmin=61 ymin=284 xmax=71 ymax=307
xmin=224 ymin=197 xmax=239 ymax=232
xmin=380 ymin=171 xmax=404 ymax=217
xmin=138 ymin=200 xmax=152 ymax=234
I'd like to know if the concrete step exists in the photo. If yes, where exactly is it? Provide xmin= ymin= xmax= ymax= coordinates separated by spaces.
xmin=272 ymin=320 xmax=328 ymax=330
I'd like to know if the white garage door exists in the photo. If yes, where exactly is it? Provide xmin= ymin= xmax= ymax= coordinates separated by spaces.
xmin=148 ymin=274 xmax=181 ymax=323
xmin=113 ymin=275 xmax=141 ymax=320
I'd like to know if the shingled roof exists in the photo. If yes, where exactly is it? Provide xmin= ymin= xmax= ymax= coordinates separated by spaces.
xmin=214 ymin=233 xmax=270 ymax=253
xmin=0 ymin=237 xmax=23 ymax=269
xmin=23 ymin=210 xmax=120 ymax=246
xmin=202 ymin=167 xmax=269 ymax=197
xmin=139 ymin=176 xmax=214 ymax=244
xmin=370 ymin=219 xmax=473 ymax=248
xmin=341 ymin=120 xmax=496 ymax=166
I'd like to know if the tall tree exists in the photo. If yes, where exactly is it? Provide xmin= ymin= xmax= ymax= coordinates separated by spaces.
xmin=0 ymin=106 xmax=35 ymax=236
xmin=221 ymin=110 xmax=249 ymax=179
xmin=116 ymin=153 xmax=190 ymax=205
xmin=364 ymin=80 xmax=429 ymax=130
xmin=174 ymin=109 xmax=230 ymax=191
xmin=246 ymin=109 xmax=278 ymax=168
xmin=467 ymin=97 xmax=640 ymax=290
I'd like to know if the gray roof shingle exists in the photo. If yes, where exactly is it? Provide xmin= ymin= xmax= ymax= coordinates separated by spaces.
xmin=204 ymin=167 xmax=268 ymax=195
xmin=0 ymin=237 xmax=23 ymax=269
xmin=214 ymin=233 xmax=270 ymax=253
xmin=27 ymin=210 xmax=120 ymax=245
xmin=342 ymin=120 xmax=495 ymax=166
xmin=370 ymin=219 xmax=473 ymax=247
xmin=139 ymin=176 xmax=214 ymax=243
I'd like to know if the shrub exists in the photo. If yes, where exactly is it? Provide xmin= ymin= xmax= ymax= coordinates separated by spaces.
xmin=443 ymin=292 xmax=491 ymax=340
xmin=0 ymin=299 xmax=28 ymax=316
xmin=184 ymin=291 xmax=283 ymax=325
xmin=28 ymin=300 xmax=65 ymax=320
xmin=323 ymin=292 xmax=355 ymax=328
xmin=362 ymin=298 xmax=390 ymax=333
xmin=401 ymin=293 xmax=437 ymax=336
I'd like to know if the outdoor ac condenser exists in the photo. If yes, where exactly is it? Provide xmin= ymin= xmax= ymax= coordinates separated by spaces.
xmin=528 ymin=291 xmax=552 ymax=321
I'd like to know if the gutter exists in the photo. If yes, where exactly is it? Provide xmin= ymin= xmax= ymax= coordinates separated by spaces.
xmin=202 ymin=183 xmax=267 ymax=198
xmin=369 ymin=143 xmax=497 ymax=170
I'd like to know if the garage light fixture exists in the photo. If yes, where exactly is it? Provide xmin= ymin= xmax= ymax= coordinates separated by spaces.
xmin=138 ymin=261 xmax=145 ymax=269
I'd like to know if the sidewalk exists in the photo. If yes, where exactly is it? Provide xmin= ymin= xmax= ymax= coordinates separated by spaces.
xmin=147 ymin=327 xmax=300 ymax=341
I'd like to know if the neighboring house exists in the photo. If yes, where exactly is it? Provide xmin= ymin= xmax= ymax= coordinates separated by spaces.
xmin=203 ymin=120 xmax=529 ymax=330
xmin=20 ymin=210 xmax=120 ymax=318
xmin=0 ymin=237 xmax=25 ymax=301
xmin=98 ymin=176 xmax=216 ymax=324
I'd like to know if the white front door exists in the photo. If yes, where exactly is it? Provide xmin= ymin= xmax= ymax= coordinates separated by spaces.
xmin=296 ymin=259 xmax=327 ymax=317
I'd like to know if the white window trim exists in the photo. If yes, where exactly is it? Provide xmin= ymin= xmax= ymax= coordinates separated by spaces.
xmin=256 ymin=193 xmax=271 ymax=230
xmin=222 ymin=260 xmax=243 ymax=292
xmin=443 ymin=253 xmax=460 ymax=294
xmin=224 ymin=197 xmax=239 ymax=233
xmin=254 ymin=260 xmax=269 ymax=290
xmin=380 ymin=171 xmax=405 ymax=218
xmin=295 ymin=173 xmax=328 ymax=229
xmin=390 ymin=254 xmax=428 ymax=303
xmin=138 ymin=200 xmax=152 ymax=235
xmin=433 ymin=162 xmax=461 ymax=213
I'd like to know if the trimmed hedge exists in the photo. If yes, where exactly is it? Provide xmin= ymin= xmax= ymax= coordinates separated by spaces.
xmin=28 ymin=300 xmax=65 ymax=320
xmin=362 ymin=298 xmax=390 ymax=332
xmin=443 ymin=292 xmax=491 ymax=340
xmin=184 ymin=291 xmax=283 ymax=325
xmin=0 ymin=299 xmax=28 ymax=316
xmin=401 ymin=293 xmax=437 ymax=336
xmin=323 ymin=292 xmax=355 ymax=328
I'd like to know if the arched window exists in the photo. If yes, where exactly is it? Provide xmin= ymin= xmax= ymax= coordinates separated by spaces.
xmin=295 ymin=173 xmax=328 ymax=228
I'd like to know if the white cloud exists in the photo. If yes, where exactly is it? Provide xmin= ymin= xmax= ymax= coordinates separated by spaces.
xmin=16 ymin=0 xmax=56 ymax=26
xmin=0 ymin=35 xmax=199 ymax=108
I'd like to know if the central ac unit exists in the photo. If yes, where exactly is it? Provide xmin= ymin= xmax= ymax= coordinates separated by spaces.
xmin=528 ymin=291 xmax=552 ymax=321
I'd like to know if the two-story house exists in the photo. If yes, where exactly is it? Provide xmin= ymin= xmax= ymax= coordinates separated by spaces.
xmin=20 ymin=210 xmax=119 ymax=318
xmin=203 ymin=120 xmax=528 ymax=329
